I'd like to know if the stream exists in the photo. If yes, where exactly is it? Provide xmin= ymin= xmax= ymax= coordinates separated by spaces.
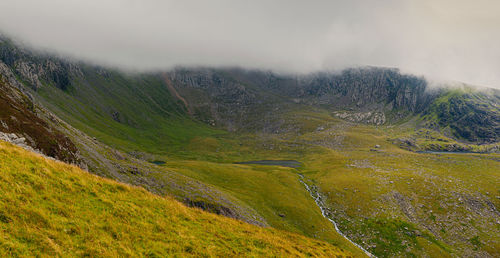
xmin=236 ymin=160 xmax=375 ymax=256
xmin=298 ymin=174 xmax=375 ymax=257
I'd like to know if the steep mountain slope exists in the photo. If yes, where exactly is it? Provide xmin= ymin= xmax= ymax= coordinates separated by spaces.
xmin=0 ymin=36 xmax=215 ymax=155
xmin=0 ymin=141 xmax=352 ymax=257
xmin=1 ymin=35 xmax=498 ymax=148
xmin=0 ymin=75 xmax=79 ymax=163
xmin=223 ymin=67 xmax=431 ymax=112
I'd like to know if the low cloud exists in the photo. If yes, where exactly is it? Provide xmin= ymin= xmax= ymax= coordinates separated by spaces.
xmin=1 ymin=0 xmax=500 ymax=87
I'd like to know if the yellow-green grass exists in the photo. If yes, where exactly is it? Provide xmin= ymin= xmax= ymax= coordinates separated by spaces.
xmin=0 ymin=141 xmax=353 ymax=257
xmin=161 ymin=159 xmax=366 ymax=256
xmin=9 ymin=94 xmax=496 ymax=258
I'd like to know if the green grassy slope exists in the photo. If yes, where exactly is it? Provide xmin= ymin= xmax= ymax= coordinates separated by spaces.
xmin=0 ymin=140 xmax=353 ymax=257
xmin=36 ymin=66 xmax=220 ymax=154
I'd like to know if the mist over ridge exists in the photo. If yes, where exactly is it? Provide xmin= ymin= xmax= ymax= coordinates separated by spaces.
xmin=1 ymin=0 xmax=500 ymax=88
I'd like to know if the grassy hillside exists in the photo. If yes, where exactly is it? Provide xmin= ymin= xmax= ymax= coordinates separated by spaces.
xmin=35 ymin=67 xmax=220 ymax=154
xmin=0 ymin=140 xmax=353 ymax=257
xmin=49 ymin=120 xmax=367 ymax=256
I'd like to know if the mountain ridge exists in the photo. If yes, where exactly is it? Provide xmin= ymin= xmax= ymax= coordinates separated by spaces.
xmin=1 ymin=35 xmax=498 ymax=145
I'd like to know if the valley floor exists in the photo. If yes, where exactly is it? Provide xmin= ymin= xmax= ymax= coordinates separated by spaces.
xmin=145 ymin=111 xmax=500 ymax=257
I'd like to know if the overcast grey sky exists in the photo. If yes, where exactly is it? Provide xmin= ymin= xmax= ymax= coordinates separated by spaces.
xmin=1 ymin=0 xmax=499 ymax=87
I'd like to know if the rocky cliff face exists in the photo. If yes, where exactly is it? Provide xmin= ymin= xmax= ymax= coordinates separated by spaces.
xmin=168 ymin=68 xmax=288 ymax=132
xmin=219 ymin=67 xmax=432 ymax=111
xmin=0 ymin=36 xmax=79 ymax=91
xmin=165 ymin=67 xmax=435 ymax=130
xmin=298 ymin=68 xmax=431 ymax=112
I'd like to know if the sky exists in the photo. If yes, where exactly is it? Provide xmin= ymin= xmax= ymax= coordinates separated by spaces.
xmin=0 ymin=0 xmax=499 ymax=88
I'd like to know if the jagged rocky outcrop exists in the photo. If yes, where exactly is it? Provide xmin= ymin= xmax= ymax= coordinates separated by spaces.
xmin=295 ymin=67 xmax=431 ymax=112
xmin=0 ymin=36 xmax=80 ymax=91
xmin=169 ymin=69 xmax=260 ymax=130
xmin=221 ymin=67 xmax=432 ymax=111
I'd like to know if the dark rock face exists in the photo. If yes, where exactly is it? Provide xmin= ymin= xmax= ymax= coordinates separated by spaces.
xmin=0 ymin=36 xmax=78 ymax=91
xmin=184 ymin=198 xmax=238 ymax=218
xmin=223 ymin=67 xmax=431 ymax=111
xmin=166 ymin=67 xmax=434 ymax=131
xmin=297 ymin=68 xmax=430 ymax=112
xmin=169 ymin=68 xmax=278 ymax=131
